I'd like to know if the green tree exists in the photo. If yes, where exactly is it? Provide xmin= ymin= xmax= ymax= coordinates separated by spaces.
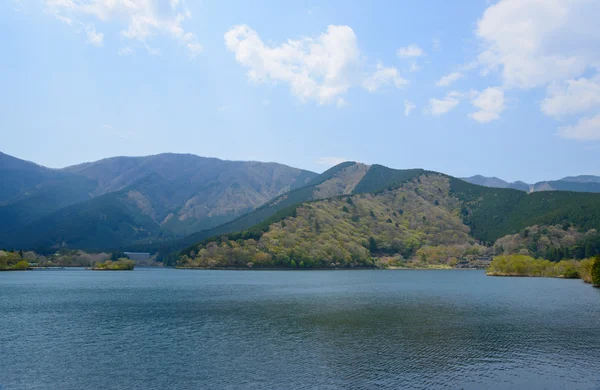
xmin=290 ymin=259 xmax=297 ymax=268
xmin=368 ymin=236 xmax=378 ymax=253
xmin=592 ymin=256 xmax=600 ymax=286
xmin=14 ymin=260 xmax=30 ymax=270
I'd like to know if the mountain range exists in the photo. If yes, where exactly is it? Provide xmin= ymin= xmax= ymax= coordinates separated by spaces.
xmin=2 ymin=151 xmax=600 ymax=264
xmin=0 ymin=152 xmax=315 ymax=250
xmin=462 ymin=174 xmax=600 ymax=193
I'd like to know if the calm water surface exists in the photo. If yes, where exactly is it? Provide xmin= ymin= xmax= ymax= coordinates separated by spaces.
xmin=1 ymin=268 xmax=599 ymax=389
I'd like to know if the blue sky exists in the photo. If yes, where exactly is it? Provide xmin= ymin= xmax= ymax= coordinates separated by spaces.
xmin=1 ymin=0 xmax=599 ymax=183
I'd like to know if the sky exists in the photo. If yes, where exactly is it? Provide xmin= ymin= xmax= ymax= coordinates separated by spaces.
xmin=1 ymin=0 xmax=600 ymax=183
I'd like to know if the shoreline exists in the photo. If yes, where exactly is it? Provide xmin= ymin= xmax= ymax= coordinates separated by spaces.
xmin=175 ymin=266 xmax=483 ymax=271
xmin=486 ymin=272 xmax=581 ymax=279
xmin=0 ymin=268 xmax=32 ymax=271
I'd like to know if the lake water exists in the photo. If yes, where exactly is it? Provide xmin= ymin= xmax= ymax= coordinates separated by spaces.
xmin=1 ymin=268 xmax=599 ymax=389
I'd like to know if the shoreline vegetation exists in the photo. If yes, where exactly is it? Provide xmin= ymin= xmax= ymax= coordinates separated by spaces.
xmin=0 ymin=250 xmax=31 ymax=271
xmin=1 ymin=250 xmax=142 ymax=271
xmin=486 ymin=254 xmax=600 ymax=287
xmin=91 ymin=259 xmax=135 ymax=270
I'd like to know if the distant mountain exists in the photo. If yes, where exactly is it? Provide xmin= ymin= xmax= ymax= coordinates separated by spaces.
xmin=462 ymin=174 xmax=600 ymax=193
xmin=461 ymin=175 xmax=511 ymax=188
xmin=0 ymin=152 xmax=316 ymax=250
xmin=0 ymin=152 xmax=74 ymax=204
xmin=176 ymin=163 xmax=600 ymax=268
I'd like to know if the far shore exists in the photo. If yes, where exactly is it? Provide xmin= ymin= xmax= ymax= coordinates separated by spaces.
xmin=0 ymin=268 xmax=32 ymax=271
xmin=175 ymin=266 xmax=482 ymax=271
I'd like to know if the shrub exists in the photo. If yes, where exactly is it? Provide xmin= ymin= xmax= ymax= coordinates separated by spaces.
xmin=592 ymin=256 xmax=600 ymax=286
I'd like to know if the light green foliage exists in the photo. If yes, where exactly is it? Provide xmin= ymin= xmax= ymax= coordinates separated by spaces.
xmin=494 ymin=225 xmax=599 ymax=260
xmin=179 ymin=176 xmax=480 ymax=269
xmin=13 ymin=260 xmax=30 ymax=270
xmin=94 ymin=259 xmax=135 ymax=270
xmin=592 ymin=256 xmax=600 ymax=286
xmin=0 ymin=251 xmax=30 ymax=270
xmin=487 ymin=254 xmax=590 ymax=279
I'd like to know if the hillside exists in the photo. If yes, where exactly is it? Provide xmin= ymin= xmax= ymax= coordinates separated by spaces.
xmin=0 ymin=152 xmax=65 ymax=204
xmin=178 ymin=164 xmax=600 ymax=268
xmin=0 ymin=152 xmax=316 ymax=250
xmin=179 ymin=175 xmax=476 ymax=268
xmin=147 ymin=161 xmax=371 ymax=257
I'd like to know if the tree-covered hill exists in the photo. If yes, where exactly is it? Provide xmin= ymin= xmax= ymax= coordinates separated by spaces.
xmin=177 ymin=166 xmax=600 ymax=268
xmin=179 ymin=175 xmax=476 ymax=268
xmin=143 ymin=161 xmax=371 ymax=258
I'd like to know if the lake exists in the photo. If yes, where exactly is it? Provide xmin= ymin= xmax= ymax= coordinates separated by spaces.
xmin=1 ymin=268 xmax=599 ymax=389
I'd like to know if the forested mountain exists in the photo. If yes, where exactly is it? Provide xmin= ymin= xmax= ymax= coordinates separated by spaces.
xmin=4 ymin=152 xmax=600 ymax=263
xmin=178 ymin=163 xmax=600 ymax=268
xmin=0 ymin=152 xmax=316 ymax=250
xmin=462 ymin=174 xmax=600 ymax=193
xmin=146 ymin=161 xmax=371 ymax=256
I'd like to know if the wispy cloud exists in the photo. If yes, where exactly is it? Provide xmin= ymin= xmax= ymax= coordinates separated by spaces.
xmin=404 ymin=100 xmax=416 ymax=117
xmin=468 ymin=87 xmax=505 ymax=123
xmin=397 ymin=44 xmax=424 ymax=58
xmin=45 ymin=0 xmax=202 ymax=57
xmin=426 ymin=91 xmax=462 ymax=116
xmin=436 ymin=72 xmax=463 ymax=87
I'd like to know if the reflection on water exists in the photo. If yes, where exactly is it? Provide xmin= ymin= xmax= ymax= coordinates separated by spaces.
xmin=1 ymin=269 xmax=599 ymax=389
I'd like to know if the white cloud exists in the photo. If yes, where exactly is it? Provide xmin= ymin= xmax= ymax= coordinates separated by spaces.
xmin=475 ymin=0 xmax=600 ymax=89
xmin=336 ymin=98 xmax=348 ymax=108
xmin=558 ymin=113 xmax=600 ymax=140
xmin=541 ymin=75 xmax=600 ymax=118
xmin=474 ymin=0 xmax=600 ymax=136
xmin=397 ymin=44 xmax=424 ymax=58
xmin=404 ymin=100 xmax=416 ymax=117
xmin=362 ymin=64 xmax=408 ymax=92
xmin=85 ymin=24 xmax=103 ymax=46
xmin=316 ymin=157 xmax=349 ymax=166
xmin=216 ymin=105 xmax=226 ymax=112
xmin=433 ymin=38 xmax=441 ymax=51
xmin=45 ymin=0 xmax=202 ymax=57
xmin=409 ymin=62 xmax=421 ymax=72
xmin=426 ymin=91 xmax=461 ymax=116
xmin=468 ymin=87 xmax=505 ymax=123
xmin=225 ymin=25 xmax=406 ymax=106
xmin=436 ymin=72 xmax=463 ymax=87
xmin=118 ymin=46 xmax=133 ymax=55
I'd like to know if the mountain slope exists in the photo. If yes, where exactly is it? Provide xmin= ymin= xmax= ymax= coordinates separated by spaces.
xmin=0 ymin=152 xmax=316 ymax=250
xmin=178 ymin=165 xmax=600 ymax=268
xmin=0 ymin=152 xmax=70 ymax=204
xmin=179 ymin=175 xmax=473 ymax=268
xmin=145 ymin=161 xmax=370 ymax=257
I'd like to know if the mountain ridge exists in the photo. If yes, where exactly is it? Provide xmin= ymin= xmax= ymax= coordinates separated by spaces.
xmin=462 ymin=174 xmax=600 ymax=193
xmin=0 ymin=151 xmax=317 ymax=250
